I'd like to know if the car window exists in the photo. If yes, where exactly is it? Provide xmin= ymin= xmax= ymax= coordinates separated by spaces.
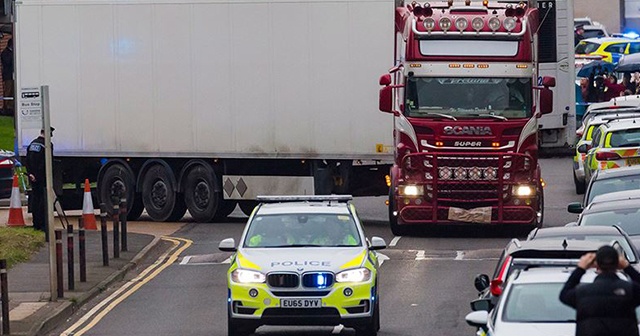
xmin=604 ymin=43 xmax=628 ymax=54
xmin=608 ymin=128 xmax=640 ymax=147
xmin=244 ymin=213 xmax=362 ymax=248
xmin=575 ymin=42 xmax=601 ymax=54
xmin=583 ymin=30 xmax=607 ymax=39
xmin=630 ymin=43 xmax=640 ymax=54
xmin=592 ymin=127 xmax=603 ymax=147
xmin=586 ymin=125 xmax=597 ymax=141
xmin=588 ymin=175 xmax=640 ymax=204
xmin=580 ymin=207 xmax=640 ymax=235
xmin=502 ymin=283 xmax=575 ymax=322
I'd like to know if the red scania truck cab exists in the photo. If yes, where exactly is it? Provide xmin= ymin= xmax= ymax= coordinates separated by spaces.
xmin=379 ymin=0 xmax=555 ymax=235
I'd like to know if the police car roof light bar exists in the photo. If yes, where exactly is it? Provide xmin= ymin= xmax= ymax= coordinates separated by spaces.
xmin=256 ymin=195 xmax=353 ymax=203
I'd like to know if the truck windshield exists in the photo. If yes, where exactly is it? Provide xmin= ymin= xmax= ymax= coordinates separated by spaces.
xmin=405 ymin=77 xmax=533 ymax=119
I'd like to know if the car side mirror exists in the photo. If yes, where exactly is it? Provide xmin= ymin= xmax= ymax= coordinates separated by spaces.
xmin=474 ymin=274 xmax=490 ymax=292
xmin=567 ymin=202 xmax=584 ymax=214
xmin=369 ymin=237 xmax=387 ymax=250
xmin=577 ymin=144 xmax=590 ymax=154
xmin=470 ymin=298 xmax=492 ymax=312
xmin=465 ymin=311 xmax=489 ymax=328
xmin=218 ymin=238 xmax=237 ymax=252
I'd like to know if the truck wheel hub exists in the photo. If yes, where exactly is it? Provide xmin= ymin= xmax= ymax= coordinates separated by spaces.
xmin=194 ymin=181 xmax=210 ymax=209
xmin=151 ymin=181 xmax=168 ymax=207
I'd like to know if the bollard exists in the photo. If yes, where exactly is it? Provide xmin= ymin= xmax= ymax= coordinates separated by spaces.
xmin=0 ymin=259 xmax=9 ymax=335
xmin=100 ymin=204 xmax=109 ymax=266
xmin=120 ymin=198 xmax=128 ymax=252
xmin=55 ymin=230 xmax=64 ymax=298
xmin=67 ymin=224 xmax=74 ymax=291
xmin=112 ymin=202 xmax=120 ymax=259
xmin=79 ymin=217 xmax=86 ymax=282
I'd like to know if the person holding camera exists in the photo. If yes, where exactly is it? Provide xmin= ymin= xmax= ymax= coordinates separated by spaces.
xmin=560 ymin=245 xmax=640 ymax=336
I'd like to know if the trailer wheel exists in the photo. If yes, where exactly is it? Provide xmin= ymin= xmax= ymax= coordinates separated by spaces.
xmin=184 ymin=165 xmax=219 ymax=222
xmin=141 ymin=164 xmax=178 ymax=222
xmin=127 ymin=193 xmax=144 ymax=221
xmin=98 ymin=163 xmax=138 ymax=218
xmin=239 ymin=201 xmax=258 ymax=217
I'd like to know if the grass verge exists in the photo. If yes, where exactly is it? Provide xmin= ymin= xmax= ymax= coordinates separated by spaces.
xmin=0 ymin=227 xmax=45 ymax=268
xmin=0 ymin=116 xmax=14 ymax=151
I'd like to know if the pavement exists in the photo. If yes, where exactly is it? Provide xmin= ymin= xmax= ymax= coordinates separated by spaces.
xmin=0 ymin=204 xmax=185 ymax=336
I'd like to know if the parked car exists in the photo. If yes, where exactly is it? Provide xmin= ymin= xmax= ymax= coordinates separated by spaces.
xmin=569 ymin=190 xmax=640 ymax=247
xmin=574 ymin=113 xmax=640 ymax=194
xmin=577 ymin=95 xmax=640 ymax=135
xmin=582 ymin=24 xmax=610 ymax=39
xmin=466 ymin=267 xmax=639 ymax=336
xmin=582 ymin=117 xmax=640 ymax=184
xmin=575 ymin=37 xmax=638 ymax=63
xmin=582 ymin=165 xmax=640 ymax=205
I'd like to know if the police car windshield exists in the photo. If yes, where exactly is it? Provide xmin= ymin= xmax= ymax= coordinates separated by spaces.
xmin=405 ymin=77 xmax=532 ymax=119
xmin=244 ymin=213 xmax=362 ymax=248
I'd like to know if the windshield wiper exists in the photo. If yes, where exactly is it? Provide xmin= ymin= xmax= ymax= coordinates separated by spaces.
xmin=469 ymin=113 xmax=508 ymax=121
xmin=413 ymin=111 xmax=457 ymax=120
xmin=268 ymin=244 xmax=324 ymax=248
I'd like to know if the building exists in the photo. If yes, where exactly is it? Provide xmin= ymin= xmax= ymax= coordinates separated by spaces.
xmin=574 ymin=0 xmax=624 ymax=33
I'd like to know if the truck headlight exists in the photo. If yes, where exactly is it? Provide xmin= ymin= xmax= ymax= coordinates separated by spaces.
xmin=231 ymin=269 xmax=266 ymax=284
xmin=513 ymin=185 xmax=535 ymax=197
xmin=336 ymin=268 xmax=371 ymax=283
xmin=399 ymin=185 xmax=424 ymax=197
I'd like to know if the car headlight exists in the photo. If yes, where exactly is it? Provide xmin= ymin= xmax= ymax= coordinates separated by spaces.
xmin=336 ymin=268 xmax=372 ymax=283
xmin=399 ymin=185 xmax=424 ymax=197
xmin=231 ymin=269 xmax=266 ymax=283
xmin=513 ymin=185 xmax=535 ymax=197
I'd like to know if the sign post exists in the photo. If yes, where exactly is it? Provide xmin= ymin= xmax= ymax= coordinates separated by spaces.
xmin=41 ymin=85 xmax=57 ymax=302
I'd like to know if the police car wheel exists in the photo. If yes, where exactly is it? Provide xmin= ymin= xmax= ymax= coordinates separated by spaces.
xmin=227 ymin=314 xmax=253 ymax=336
xmin=573 ymin=170 xmax=585 ymax=195
xmin=354 ymin=303 xmax=379 ymax=336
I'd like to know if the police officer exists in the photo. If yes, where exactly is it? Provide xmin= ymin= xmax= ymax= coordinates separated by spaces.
xmin=26 ymin=127 xmax=54 ymax=233
xmin=560 ymin=246 xmax=640 ymax=336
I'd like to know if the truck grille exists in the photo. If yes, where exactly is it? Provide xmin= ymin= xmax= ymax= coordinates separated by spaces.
xmin=267 ymin=273 xmax=299 ymax=288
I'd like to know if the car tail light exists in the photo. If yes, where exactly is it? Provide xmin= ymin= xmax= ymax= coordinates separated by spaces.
xmin=490 ymin=279 xmax=503 ymax=296
xmin=595 ymin=151 xmax=621 ymax=161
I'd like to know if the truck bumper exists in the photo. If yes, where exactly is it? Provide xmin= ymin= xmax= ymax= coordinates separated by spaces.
xmin=396 ymin=203 xmax=537 ymax=225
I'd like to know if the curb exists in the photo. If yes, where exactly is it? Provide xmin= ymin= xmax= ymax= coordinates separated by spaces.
xmin=28 ymin=236 xmax=163 ymax=336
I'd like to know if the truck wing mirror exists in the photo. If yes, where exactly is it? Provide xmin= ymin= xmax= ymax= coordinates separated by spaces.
xmin=542 ymin=76 xmax=556 ymax=88
xmin=539 ymin=87 xmax=553 ymax=116
xmin=379 ymin=73 xmax=392 ymax=86
xmin=379 ymin=86 xmax=394 ymax=114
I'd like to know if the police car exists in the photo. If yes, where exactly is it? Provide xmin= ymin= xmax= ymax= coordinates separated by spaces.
xmin=583 ymin=117 xmax=640 ymax=183
xmin=219 ymin=195 xmax=386 ymax=336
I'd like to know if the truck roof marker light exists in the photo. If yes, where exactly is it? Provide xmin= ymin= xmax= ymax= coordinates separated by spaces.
xmin=471 ymin=17 xmax=484 ymax=31
xmin=477 ymin=64 xmax=489 ymax=68
xmin=449 ymin=64 xmax=461 ymax=68
xmin=435 ymin=141 xmax=444 ymax=146
xmin=463 ymin=64 xmax=475 ymax=69
xmin=503 ymin=17 xmax=517 ymax=32
xmin=439 ymin=17 xmax=452 ymax=32
xmin=482 ymin=0 xmax=489 ymax=6
xmin=455 ymin=17 xmax=468 ymax=32
xmin=385 ymin=175 xmax=391 ymax=187
xmin=488 ymin=17 xmax=501 ymax=32
xmin=516 ymin=64 xmax=528 ymax=69
xmin=410 ymin=63 xmax=422 ymax=68
xmin=492 ymin=142 xmax=500 ymax=147
xmin=423 ymin=17 xmax=436 ymax=31
xmin=515 ymin=2 xmax=526 ymax=17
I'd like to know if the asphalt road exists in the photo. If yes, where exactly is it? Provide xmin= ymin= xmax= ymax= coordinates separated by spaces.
xmin=50 ymin=157 xmax=581 ymax=336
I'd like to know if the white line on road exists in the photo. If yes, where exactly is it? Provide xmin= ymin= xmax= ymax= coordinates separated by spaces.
xmin=180 ymin=256 xmax=192 ymax=265
xmin=377 ymin=253 xmax=389 ymax=266
xmin=415 ymin=250 xmax=426 ymax=260
xmin=455 ymin=251 xmax=465 ymax=260
xmin=389 ymin=236 xmax=401 ymax=247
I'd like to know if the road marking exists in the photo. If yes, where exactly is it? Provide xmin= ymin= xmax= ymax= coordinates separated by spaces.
xmin=180 ymin=255 xmax=192 ymax=265
xmin=389 ymin=236 xmax=401 ymax=247
xmin=415 ymin=250 xmax=426 ymax=260
xmin=377 ymin=253 xmax=389 ymax=266
xmin=455 ymin=251 xmax=465 ymax=260
xmin=61 ymin=236 xmax=192 ymax=336
xmin=331 ymin=324 xmax=344 ymax=334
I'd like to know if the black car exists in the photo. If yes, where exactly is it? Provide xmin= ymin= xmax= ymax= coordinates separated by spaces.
xmin=582 ymin=166 xmax=640 ymax=206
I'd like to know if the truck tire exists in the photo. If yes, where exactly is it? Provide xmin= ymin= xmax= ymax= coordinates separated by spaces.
xmin=141 ymin=164 xmax=179 ymax=222
xmin=574 ymin=171 xmax=586 ymax=195
xmin=239 ymin=201 xmax=258 ymax=217
xmin=127 ymin=193 xmax=145 ymax=221
xmin=167 ymin=194 xmax=187 ymax=222
xmin=388 ymin=188 xmax=407 ymax=236
xmin=184 ymin=165 xmax=219 ymax=222
xmin=98 ymin=163 xmax=138 ymax=218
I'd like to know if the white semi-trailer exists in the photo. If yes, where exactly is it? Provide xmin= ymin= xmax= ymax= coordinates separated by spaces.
xmin=15 ymin=0 xmax=394 ymax=221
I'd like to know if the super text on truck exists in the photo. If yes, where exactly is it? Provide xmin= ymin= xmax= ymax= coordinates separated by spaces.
xmin=379 ymin=0 xmax=555 ymax=235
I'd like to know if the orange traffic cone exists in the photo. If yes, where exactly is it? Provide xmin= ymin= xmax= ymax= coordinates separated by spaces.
xmin=82 ymin=179 xmax=97 ymax=230
xmin=7 ymin=174 xmax=25 ymax=227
